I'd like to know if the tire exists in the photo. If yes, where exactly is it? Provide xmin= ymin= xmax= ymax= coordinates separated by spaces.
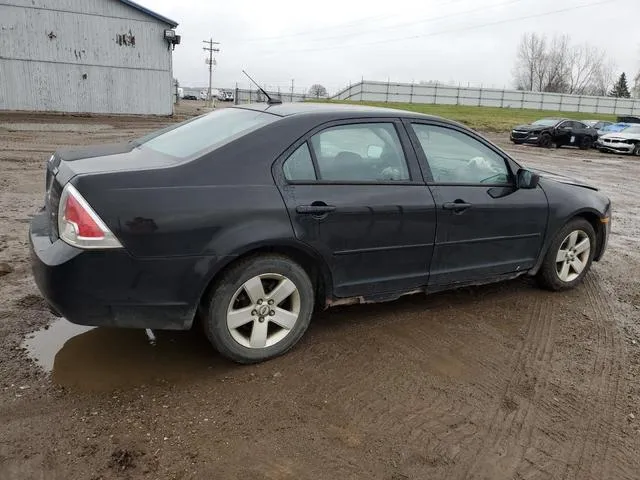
xmin=633 ymin=144 xmax=640 ymax=156
xmin=537 ymin=218 xmax=596 ymax=291
xmin=512 ymin=140 xmax=523 ymax=145
xmin=579 ymin=136 xmax=593 ymax=150
xmin=539 ymin=133 xmax=552 ymax=148
xmin=203 ymin=255 xmax=314 ymax=364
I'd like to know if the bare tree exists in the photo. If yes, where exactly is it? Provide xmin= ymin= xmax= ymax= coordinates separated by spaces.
xmin=308 ymin=84 xmax=328 ymax=98
xmin=513 ymin=33 xmax=546 ymax=90
xmin=513 ymin=33 xmax=611 ymax=95
xmin=633 ymin=71 xmax=640 ymax=98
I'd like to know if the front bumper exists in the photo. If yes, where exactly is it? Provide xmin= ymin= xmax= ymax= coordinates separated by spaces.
xmin=510 ymin=131 xmax=541 ymax=144
xmin=29 ymin=212 xmax=206 ymax=330
xmin=596 ymin=141 xmax=634 ymax=154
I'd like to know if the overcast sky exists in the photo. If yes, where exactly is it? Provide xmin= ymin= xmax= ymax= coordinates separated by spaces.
xmin=143 ymin=0 xmax=637 ymax=94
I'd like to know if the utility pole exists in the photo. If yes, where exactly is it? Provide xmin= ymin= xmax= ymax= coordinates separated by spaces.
xmin=203 ymin=38 xmax=220 ymax=107
xmin=290 ymin=79 xmax=294 ymax=102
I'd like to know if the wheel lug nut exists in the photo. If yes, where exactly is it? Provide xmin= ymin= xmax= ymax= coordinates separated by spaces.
xmin=269 ymin=310 xmax=275 ymax=316
xmin=258 ymin=317 xmax=265 ymax=323
xmin=268 ymin=299 xmax=274 ymax=305
xmin=251 ymin=310 xmax=257 ymax=316
xmin=257 ymin=299 xmax=263 ymax=305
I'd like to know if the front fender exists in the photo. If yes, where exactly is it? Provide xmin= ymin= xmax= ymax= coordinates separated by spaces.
xmin=528 ymin=179 xmax=610 ymax=275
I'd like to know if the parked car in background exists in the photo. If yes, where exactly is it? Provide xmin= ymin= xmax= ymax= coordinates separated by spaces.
xmin=617 ymin=116 xmax=640 ymax=124
xmin=216 ymin=89 xmax=234 ymax=102
xmin=582 ymin=120 xmax=613 ymax=132
xmin=511 ymin=118 xmax=598 ymax=149
xmin=199 ymin=91 xmax=208 ymax=100
xmin=599 ymin=122 xmax=632 ymax=135
xmin=30 ymin=104 xmax=611 ymax=363
xmin=183 ymin=94 xmax=198 ymax=101
xmin=596 ymin=125 xmax=640 ymax=155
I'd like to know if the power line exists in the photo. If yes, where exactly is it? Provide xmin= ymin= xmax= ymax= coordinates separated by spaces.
xmin=236 ymin=0 xmax=473 ymax=43
xmin=243 ymin=0 xmax=531 ymax=45
xmin=262 ymin=0 xmax=625 ymax=54
xmin=203 ymin=38 xmax=220 ymax=105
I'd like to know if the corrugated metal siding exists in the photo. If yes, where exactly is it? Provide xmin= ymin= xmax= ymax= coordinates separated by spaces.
xmin=0 ymin=0 xmax=174 ymax=114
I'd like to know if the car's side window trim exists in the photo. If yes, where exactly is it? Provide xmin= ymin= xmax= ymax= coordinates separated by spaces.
xmin=405 ymin=120 xmax=517 ymax=187
xmin=273 ymin=118 xmax=426 ymax=186
xmin=304 ymin=139 xmax=321 ymax=180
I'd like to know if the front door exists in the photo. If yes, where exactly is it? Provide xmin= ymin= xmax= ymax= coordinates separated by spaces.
xmin=275 ymin=120 xmax=437 ymax=298
xmin=407 ymin=122 xmax=548 ymax=287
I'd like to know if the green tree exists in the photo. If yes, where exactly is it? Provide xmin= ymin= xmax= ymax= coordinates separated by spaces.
xmin=609 ymin=72 xmax=631 ymax=98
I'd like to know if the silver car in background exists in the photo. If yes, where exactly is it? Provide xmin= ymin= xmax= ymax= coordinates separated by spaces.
xmin=596 ymin=125 xmax=640 ymax=155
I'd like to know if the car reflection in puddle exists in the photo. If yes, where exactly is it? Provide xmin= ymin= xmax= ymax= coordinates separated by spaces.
xmin=22 ymin=319 xmax=220 ymax=392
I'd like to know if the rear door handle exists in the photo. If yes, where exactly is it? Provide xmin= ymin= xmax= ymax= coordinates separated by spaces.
xmin=296 ymin=204 xmax=336 ymax=215
xmin=443 ymin=201 xmax=472 ymax=212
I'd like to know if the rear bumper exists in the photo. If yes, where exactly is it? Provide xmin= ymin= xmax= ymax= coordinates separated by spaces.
xmin=29 ymin=212 xmax=214 ymax=330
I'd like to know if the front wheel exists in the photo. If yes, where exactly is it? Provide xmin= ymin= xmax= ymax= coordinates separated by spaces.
xmin=633 ymin=144 xmax=640 ymax=156
xmin=203 ymin=255 xmax=314 ymax=364
xmin=537 ymin=218 xmax=596 ymax=291
xmin=539 ymin=133 xmax=552 ymax=148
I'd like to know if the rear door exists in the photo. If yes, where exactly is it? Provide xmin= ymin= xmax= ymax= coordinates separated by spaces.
xmin=406 ymin=121 xmax=548 ymax=287
xmin=274 ymin=119 xmax=437 ymax=298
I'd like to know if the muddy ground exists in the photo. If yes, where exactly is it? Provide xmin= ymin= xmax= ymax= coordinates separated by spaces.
xmin=0 ymin=106 xmax=639 ymax=480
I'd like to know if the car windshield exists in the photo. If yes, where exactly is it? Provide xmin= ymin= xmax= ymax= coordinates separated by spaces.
xmin=622 ymin=126 xmax=640 ymax=134
xmin=137 ymin=108 xmax=277 ymax=158
xmin=532 ymin=119 xmax=560 ymax=127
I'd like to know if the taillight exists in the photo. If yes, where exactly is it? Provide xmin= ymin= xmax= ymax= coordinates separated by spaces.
xmin=58 ymin=184 xmax=122 ymax=249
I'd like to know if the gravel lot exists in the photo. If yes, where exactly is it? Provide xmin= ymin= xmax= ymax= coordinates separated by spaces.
xmin=1 ymin=106 xmax=639 ymax=480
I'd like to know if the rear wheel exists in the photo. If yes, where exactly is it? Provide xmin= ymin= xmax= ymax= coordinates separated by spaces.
xmin=539 ymin=133 xmax=552 ymax=148
xmin=579 ymin=136 xmax=593 ymax=150
xmin=537 ymin=218 xmax=596 ymax=291
xmin=203 ymin=255 xmax=314 ymax=363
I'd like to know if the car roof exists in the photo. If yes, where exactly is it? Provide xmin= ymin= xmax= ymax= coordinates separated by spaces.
xmin=235 ymin=102 xmax=442 ymax=120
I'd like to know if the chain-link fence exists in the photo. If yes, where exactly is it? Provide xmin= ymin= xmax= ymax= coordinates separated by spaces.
xmin=233 ymin=88 xmax=324 ymax=104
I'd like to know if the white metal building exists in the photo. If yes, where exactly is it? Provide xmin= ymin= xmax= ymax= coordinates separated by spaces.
xmin=0 ymin=0 xmax=179 ymax=115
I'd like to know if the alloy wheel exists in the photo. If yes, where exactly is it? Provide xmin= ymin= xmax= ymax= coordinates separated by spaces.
xmin=555 ymin=230 xmax=591 ymax=282
xmin=226 ymin=273 xmax=301 ymax=349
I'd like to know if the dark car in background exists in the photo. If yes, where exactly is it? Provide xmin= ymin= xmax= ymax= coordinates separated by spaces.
xmin=183 ymin=94 xmax=198 ymax=100
xmin=582 ymin=120 xmax=613 ymax=132
xmin=511 ymin=118 xmax=598 ymax=149
xmin=30 ymin=104 xmax=611 ymax=364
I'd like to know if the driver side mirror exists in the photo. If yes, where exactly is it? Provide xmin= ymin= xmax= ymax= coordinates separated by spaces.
xmin=517 ymin=169 xmax=539 ymax=189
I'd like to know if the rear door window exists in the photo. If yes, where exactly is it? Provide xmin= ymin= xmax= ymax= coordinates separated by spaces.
xmin=283 ymin=143 xmax=316 ymax=181
xmin=308 ymin=123 xmax=410 ymax=182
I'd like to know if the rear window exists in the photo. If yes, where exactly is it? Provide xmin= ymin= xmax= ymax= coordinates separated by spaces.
xmin=138 ymin=108 xmax=277 ymax=158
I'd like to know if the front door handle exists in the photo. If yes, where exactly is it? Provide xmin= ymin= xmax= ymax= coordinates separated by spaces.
xmin=443 ymin=201 xmax=472 ymax=213
xmin=296 ymin=204 xmax=336 ymax=215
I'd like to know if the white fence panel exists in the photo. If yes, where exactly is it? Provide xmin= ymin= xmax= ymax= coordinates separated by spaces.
xmin=333 ymin=80 xmax=640 ymax=115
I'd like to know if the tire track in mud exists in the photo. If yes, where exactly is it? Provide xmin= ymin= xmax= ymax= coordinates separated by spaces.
xmin=453 ymin=293 xmax=556 ymax=479
xmin=562 ymin=272 xmax=626 ymax=480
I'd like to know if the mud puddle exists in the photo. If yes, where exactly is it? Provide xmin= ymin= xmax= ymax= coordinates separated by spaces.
xmin=22 ymin=319 xmax=219 ymax=391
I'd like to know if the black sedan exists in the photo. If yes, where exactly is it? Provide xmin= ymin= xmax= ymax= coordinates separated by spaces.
xmin=30 ymin=104 xmax=611 ymax=363
xmin=511 ymin=118 xmax=598 ymax=149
